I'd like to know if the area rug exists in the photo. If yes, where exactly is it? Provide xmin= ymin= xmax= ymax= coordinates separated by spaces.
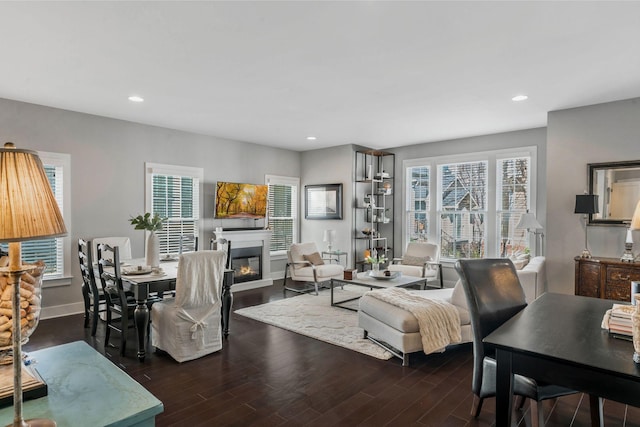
xmin=234 ymin=285 xmax=393 ymax=360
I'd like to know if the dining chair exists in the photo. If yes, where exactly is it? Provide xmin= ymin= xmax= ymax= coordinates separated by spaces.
xmin=151 ymin=251 xmax=226 ymax=362
xmin=178 ymin=234 xmax=198 ymax=254
xmin=454 ymin=258 xmax=580 ymax=427
xmin=211 ymin=237 xmax=231 ymax=269
xmin=78 ymin=238 xmax=106 ymax=336
xmin=97 ymin=243 xmax=158 ymax=356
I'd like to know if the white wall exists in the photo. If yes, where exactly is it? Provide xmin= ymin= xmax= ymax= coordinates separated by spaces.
xmin=546 ymin=97 xmax=640 ymax=295
xmin=0 ymin=97 xmax=300 ymax=316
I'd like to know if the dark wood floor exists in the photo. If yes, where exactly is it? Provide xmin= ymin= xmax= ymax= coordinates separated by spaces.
xmin=25 ymin=281 xmax=640 ymax=426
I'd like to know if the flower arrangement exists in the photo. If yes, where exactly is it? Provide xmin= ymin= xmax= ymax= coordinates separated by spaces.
xmin=129 ymin=212 xmax=166 ymax=231
xmin=365 ymin=253 xmax=387 ymax=264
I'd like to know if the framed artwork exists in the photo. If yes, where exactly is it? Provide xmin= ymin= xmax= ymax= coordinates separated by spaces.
xmin=305 ymin=184 xmax=343 ymax=220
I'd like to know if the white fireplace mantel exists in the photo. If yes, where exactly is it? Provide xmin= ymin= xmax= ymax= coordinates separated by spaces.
xmin=213 ymin=229 xmax=273 ymax=291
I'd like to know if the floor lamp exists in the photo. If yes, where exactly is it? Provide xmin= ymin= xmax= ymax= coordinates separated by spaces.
xmin=516 ymin=211 xmax=544 ymax=256
xmin=0 ymin=142 xmax=67 ymax=427
xmin=574 ymin=194 xmax=599 ymax=259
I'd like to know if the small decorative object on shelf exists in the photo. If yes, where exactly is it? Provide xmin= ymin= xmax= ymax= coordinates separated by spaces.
xmin=633 ymin=294 xmax=640 ymax=363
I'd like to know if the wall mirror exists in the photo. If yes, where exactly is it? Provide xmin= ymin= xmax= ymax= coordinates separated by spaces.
xmin=588 ymin=160 xmax=640 ymax=225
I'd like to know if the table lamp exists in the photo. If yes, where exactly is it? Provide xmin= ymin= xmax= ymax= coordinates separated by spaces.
xmin=323 ymin=229 xmax=336 ymax=252
xmin=0 ymin=142 xmax=67 ymax=427
xmin=515 ymin=211 xmax=544 ymax=256
xmin=574 ymin=194 xmax=599 ymax=258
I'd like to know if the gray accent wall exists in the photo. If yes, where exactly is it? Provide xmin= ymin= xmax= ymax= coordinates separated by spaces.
xmin=0 ymin=97 xmax=300 ymax=317
xmin=546 ymin=97 xmax=640 ymax=295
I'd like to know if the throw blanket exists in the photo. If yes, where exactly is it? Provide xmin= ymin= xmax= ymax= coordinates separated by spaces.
xmin=365 ymin=287 xmax=461 ymax=354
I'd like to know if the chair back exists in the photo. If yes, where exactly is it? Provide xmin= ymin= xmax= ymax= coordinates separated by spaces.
xmin=175 ymin=251 xmax=226 ymax=309
xmin=454 ymin=258 xmax=527 ymax=395
xmin=210 ymin=238 xmax=231 ymax=269
xmin=288 ymin=242 xmax=320 ymax=269
xmin=179 ymin=234 xmax=199 ymax=254
xmin=93 ymin=237 xmax=132 ymax=261
xmin=96 ymin=243 xmax=127 ymax=308
xmin=405 ymin=242 xmax=439 ymax=263
xmin=78 ymin=238 xmax=98 ymax=300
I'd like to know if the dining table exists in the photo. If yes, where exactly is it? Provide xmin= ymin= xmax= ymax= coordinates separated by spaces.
xmin=119 ymin=257 xmax=234 ymax=361
xmin=484 ymin=292 xmax=640 ymax=427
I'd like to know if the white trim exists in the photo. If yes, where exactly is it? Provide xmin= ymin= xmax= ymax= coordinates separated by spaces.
xmin=402 ymin=146 xmax=538 ymax=258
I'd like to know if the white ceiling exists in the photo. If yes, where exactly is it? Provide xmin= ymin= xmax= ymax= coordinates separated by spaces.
xmin=1 ymin=1 xmax=639 ymax=152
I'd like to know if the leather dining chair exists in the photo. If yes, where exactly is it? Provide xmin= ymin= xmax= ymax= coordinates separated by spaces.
xmin=455 ymin=258 xmax=582 ymax=427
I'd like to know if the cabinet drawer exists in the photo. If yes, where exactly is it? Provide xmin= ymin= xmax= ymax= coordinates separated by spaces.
xmin=604 ymin=283 xmax=632 ymax=302
xmin=606 ymin=267 xmax=640 ymax=286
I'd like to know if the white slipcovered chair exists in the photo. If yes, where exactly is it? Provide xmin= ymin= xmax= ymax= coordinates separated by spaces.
xmin=283 ymin=242 xmax=344 ymax=296
xmin=93 ymin=236 xmax=132 ymax=261
xmin=387 ymin=242 xmax=443 ymax=288
xmin=151 ymin=250 xmax=226 ymax=362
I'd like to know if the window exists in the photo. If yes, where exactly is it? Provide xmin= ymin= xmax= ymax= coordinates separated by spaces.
xmin=403 ymin=147 xmax=536 ymax=260
xmin=145 ymin=163 xmax=203 ymax=255
xmin=266 ymin=175 xmax=299 ymax=255
xmin=1 ymin=152 xmax=71 ymax=282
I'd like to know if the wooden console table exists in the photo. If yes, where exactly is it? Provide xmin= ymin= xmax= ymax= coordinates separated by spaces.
xmin=0 ymin=341 xmax=163 ymax=426
xmin=575 ymin=256 xmax=640 ymax=301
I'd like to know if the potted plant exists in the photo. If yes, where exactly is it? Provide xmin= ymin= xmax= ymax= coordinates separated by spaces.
xmin=129 ymin=213 xmax=165 ymax=267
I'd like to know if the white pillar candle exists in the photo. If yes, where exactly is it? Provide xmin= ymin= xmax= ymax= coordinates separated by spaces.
xmin=627 ymin=228 xmax=634 ymax=244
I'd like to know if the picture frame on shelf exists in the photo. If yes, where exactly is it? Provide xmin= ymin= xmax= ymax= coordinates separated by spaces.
xmin=305 ymin=183 xmax=343 ymax=220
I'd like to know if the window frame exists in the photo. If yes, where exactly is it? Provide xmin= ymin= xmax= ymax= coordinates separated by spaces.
xmin=145 ymin=163 xmax=204 ymax=255
xmin=402 ymin=147 xmax=537 ymax=261
xmin=265 ymin=174 xmax=299 ymax=258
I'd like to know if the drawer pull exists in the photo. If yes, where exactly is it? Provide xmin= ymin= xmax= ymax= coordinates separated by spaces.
xmin=614 ymin=274 xmax=631 ymax=281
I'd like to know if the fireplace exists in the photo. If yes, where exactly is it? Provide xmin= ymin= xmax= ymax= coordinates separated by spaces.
xmin=230 ymin=246 xmax=262 ymax=284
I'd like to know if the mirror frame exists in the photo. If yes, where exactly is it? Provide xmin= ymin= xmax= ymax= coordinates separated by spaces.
xmin=588 ymin=160 xmax=640 ymax=225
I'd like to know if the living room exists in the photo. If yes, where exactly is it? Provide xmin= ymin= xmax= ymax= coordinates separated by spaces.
xmin=1 ymin=1 xmax=640 ymax=425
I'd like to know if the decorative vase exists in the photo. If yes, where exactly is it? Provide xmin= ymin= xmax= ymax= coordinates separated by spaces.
xmin=372 ymin=263 xmax=380 ymax=273
xmin=633 ymin=294 xmax=640 ymax=363
xmin=146 ymin=231 xmax=160 ymax=268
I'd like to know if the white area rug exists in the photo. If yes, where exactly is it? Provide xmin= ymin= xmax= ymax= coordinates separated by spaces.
xmin=234 ymin=285 xmax=393 ymax=360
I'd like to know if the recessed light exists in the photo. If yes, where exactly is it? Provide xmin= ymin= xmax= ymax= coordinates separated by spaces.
xmin=306 ymin=136 xmax=317 ymax=141
xmin=512 ymin=95 xmax=528 ymax=102
xmin=128 ymin=95 xmax=144 ymax=103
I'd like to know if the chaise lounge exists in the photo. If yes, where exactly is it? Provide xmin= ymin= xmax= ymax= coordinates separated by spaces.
xmin=358 ymin=256 xmax=546 ymax=366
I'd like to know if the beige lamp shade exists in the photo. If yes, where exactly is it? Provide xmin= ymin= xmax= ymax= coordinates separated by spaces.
xmin=0 ymin=142 xmax=67 ymax=243
xmin=516 ymin=212 xmax=543 ymax=230
xmin=631 ymin=199 xmax=640 ymax=230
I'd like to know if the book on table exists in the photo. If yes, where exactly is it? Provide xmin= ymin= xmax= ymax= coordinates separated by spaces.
xmin=609 ymin=303 xmax=635 ymax=339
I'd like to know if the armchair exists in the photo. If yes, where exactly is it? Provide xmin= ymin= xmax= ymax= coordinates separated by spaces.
xmin=387 ymin=242 xmax=443 ymax=288
xmin=283 ymin=242 xmax=343 ymax=296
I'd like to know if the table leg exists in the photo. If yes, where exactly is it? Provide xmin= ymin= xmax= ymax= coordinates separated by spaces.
xmin=495 ymin=348 xmax=514 ymax=427
xmin=589 ymin=394 xmax=603 ymax=427
xmin=221 ymin=270 xmax=234 ymax=337
xmin=134 ymin=301 xmax=149 ymax=362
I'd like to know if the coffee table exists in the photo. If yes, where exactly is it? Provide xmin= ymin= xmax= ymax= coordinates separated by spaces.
xmin=331 ymin=272 xmax=427 ymax=311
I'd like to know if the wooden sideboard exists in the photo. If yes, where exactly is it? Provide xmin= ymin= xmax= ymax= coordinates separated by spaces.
xmin=575 ymin=256 xmax=640 ymax=301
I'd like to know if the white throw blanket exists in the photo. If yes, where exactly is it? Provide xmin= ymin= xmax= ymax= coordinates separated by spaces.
xmin=365 ymin=287 xmax=461 ymax=354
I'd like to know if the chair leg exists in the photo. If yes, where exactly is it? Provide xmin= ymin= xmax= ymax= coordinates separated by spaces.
xmin=105 ymin=309 xmax=112 ymax=348
xmin=90 ymin=299 xmax=100 ymax=337
xmin=531 ymin=399 xmax=544 ymax=427
xmin=471 ymin=395 xmax=484 ymax=417
xmin=516 ymin=394 xmax=526 ymax=410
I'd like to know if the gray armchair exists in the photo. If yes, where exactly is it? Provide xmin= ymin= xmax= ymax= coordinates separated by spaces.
xmin=283 ymin=242 xmax=343 ymax=296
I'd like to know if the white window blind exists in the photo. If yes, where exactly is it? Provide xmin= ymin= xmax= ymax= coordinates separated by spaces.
xmin=266 ymin=175 xmax=298 ymax=255
xmin=146 ymin=163 xmax=203 ymax=255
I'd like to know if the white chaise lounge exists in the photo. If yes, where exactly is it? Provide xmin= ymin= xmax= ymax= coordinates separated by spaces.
xmin=358 ymin=256 xmax=546 ymax=366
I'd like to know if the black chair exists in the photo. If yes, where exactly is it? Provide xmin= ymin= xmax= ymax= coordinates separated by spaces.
xmin=179 ymin=234 xmax=198 ymax=254
xmin=79 ymin=238 xmax=106 ymax=336
xmin=97 ymin=243 xmax=158 ymax=356
xmin=454 ymin=258 xmax=580 ymax=427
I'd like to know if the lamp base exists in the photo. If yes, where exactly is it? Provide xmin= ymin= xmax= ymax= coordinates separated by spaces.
xmin=581 ymin=248 xmax=592 ymax=259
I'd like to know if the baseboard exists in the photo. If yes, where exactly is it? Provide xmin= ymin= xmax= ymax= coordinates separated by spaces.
xmin=41 ymin=302 xmax=84 ymax=320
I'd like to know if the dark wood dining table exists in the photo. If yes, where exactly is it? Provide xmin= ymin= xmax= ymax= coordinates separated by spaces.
xmin=484 ymin=292 xmax=640 ymax=427
xmin=121 ymin=259 xmax=234 ymax=361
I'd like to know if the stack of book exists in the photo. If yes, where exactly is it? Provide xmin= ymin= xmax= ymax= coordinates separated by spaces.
xmin=609 ymin=303 xmax=635 ymax=340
